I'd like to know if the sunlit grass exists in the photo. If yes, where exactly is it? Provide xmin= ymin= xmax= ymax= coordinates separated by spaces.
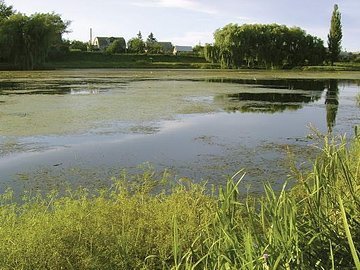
xmin=0 ymin=128 xmax=359 ymax=269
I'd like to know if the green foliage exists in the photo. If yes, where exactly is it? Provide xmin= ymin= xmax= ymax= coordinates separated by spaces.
xmin=193 ymin=45 xmax=205 ymax=57
xmin=147 ymin=32 xmax=157 ymax=43
xmin=206 ymin=23 xmax=326 ymax=69
xmin=0 ymin=130 xmax=359 ymax=269
xmin=0 ymin=0 xmax=13 ymax=22
xmin=137 ymin=31 xmax=142 ymax=40
xmin=328 ymin=4 xmax=342 ymax=65
xmin=106 ymin=38 xmax=126 ymax=54
xmin=146 ymin=42 xmax=163 ymax=54
xmin=0 ymin=172 xmax=215 ymax=269
xmin=0 ymin=10 xmax=69 ymax=69
xmin=46 ymin=51 xmax=212 ymax=69
xmin=69 ymin=40 xmax=88 ymax=52
xmin=204 ymin=44 xmax=220 ymax=64
xmin=146 ymin=32 xmax=162 ymax=54
xmin=127 ymin=37 xmax=145 ymax=54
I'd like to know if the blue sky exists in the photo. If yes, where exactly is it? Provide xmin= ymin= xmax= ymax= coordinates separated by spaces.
xmin=7 ymin=0 xmax=360 ymax=51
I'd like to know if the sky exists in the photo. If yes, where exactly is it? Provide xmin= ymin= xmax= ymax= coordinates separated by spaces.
xmin=7 ymin=0 xmax=360 ymax=52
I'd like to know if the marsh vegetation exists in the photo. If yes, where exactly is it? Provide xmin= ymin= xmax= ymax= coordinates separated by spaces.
xmin=0 ymin=132 xmax=359 ymax=269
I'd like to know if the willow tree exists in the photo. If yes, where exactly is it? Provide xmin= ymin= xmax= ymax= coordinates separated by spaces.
xmin=0 ymin=0 xmax=13 ymax=21
xmin=327 ymin=4 xmax=342 ymax=65
xmin=206 ymin=23 xmax=325 ymax=69
xmin=0 ymin=8 xmax=69 ymax=69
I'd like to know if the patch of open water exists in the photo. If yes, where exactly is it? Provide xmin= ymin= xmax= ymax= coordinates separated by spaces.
xmin=0 ymin=74 xmax=359 ymax=195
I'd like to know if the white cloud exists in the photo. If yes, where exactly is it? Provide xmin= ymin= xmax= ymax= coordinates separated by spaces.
xmin=132 ymin=0 xmax=217 ymax=15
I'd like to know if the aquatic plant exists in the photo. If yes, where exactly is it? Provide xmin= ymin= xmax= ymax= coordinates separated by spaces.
xmin=0 ymin=130 xmax=359 ymax=269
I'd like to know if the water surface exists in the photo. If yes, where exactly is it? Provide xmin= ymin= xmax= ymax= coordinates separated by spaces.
xmin=0 ymin=70 xmax=359 ymax=194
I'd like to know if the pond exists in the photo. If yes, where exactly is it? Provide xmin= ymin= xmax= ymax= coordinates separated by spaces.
xmin=0 ymin=70 xmax=359 ymax=194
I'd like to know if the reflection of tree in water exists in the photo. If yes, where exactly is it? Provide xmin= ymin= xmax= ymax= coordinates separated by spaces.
xmin=216 ymin=93 xmax=305 ymax=113
xmin=206 ymin=78 xmax=327 ymax=91
xmin=325 ymin=80 xmax=339 ymax=133
xmin=214 ymin=80 xmax=325 ymax=114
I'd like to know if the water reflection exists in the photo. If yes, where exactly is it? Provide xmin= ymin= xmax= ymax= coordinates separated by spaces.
xmin=0 ymin=81 xmax=22 ymax=90
xmin=0 ymin=81 xmax=72 ymax=95
xmin=0 ymin=74 xmax=358 ymax=195
xmin=0 ymin=79 xmax=127 ymax=95
xmin=215 ymin=80 xmax=326 ymax=113
xmin=215 ymin=93 xmax=303 ymax=113
xmin=325 ymin=80 xmax=339 ymax=133
xmin=207 ymin=78 xmax=327 ymax=91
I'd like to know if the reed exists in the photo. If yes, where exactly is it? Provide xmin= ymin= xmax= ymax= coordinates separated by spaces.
xmin=0 ymin=129 xmax=359 ymax=269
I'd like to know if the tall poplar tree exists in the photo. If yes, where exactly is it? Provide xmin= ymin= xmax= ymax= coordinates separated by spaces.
xmin=327 ymin=4 xmax=342 ymax=65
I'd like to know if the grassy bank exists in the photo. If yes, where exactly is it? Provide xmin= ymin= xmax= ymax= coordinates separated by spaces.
xmin=47 ymin=53 xmax=360 ymax=71
xmin=0 ymin=130 xmax=360 ymax=269
xmin=43 ymin=52 xmax=360 ymax=71
xmin=45 ymin=51 xmax=217 ymax=69
xmin=2 ymin=51 xmax=360 ymax=71
xmin=302 ymin=62 xmax=360 ymax=71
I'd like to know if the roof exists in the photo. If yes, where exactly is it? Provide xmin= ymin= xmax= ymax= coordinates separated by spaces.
xmin=174 ymin=45 xmax=193 ymax=52
xmin=158 ymin=42 xmax=173 ymax=52
xmin=93 ymin=37 xmax=125 ymax=48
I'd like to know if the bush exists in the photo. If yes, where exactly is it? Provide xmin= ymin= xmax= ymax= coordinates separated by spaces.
xmin=69 ymin=40 xmax=88 ymax=52
xmin=106 ymin=39 xmax=126 ymax=54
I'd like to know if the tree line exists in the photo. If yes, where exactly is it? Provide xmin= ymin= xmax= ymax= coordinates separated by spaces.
xmin=204 ymin=4 xmax=342 ymax=69
xmin=70 ymin=31 xmax=173 ymax=55
xmin=0 ymin=1 xmax=69 ymax=69
xmin=0 ymin=1 xmax=344 ymax=70
xmin=204 ymin=23 xmax=326 ymax=69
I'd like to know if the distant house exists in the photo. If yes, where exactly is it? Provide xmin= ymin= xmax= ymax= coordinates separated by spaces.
xmin=93 ymin=37 xmax=126 ymax=52
xmin=173 ymin=46 xmax=193 ymax=55
xmin=158 ymin=42 xmax=173 ymax=54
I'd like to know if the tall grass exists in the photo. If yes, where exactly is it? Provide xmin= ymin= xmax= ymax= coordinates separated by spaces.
xmin=0 ymin=130 xmax=359 ymax=269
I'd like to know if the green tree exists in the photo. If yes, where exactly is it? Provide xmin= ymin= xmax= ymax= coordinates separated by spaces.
xmin=0 ymin=12 xmax=69 ymax=69
xmin=145 ymin=32 xmax=162 ymax=54
xmin=127 ymin=37 xmax=145 ymax=53
xmin=69 ymin=40 xmax=88 ymax=51
xmin=204 ymin=44 xmax=220 ymax=63
xmin=146 ymin=43 xmax=162 ymax=54
xmin=207 ymin=23 xmax=325 ymax=69
xmin=137 ymin=31 xmax=142 ymax=40
xmin=106 ymin=38 xmax=126 ymax=54
xmin=193 ymin=44 xmax=205 ymax=57
xmin=327 ymin=4 xmax=342 ymax=65
xmin=0 ymin=0 xmax=13 ymax=22
xmin=146 ymin=32 xmax=156 ymax=43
